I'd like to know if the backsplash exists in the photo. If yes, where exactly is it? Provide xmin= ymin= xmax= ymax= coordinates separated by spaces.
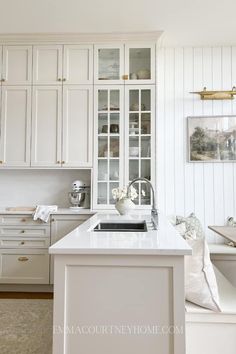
xmin=0 ymin=170 xmax=91 ymax=208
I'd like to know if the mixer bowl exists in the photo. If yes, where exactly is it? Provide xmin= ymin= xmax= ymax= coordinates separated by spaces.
xmin=68 ymin=191 xmax=85 ymax=208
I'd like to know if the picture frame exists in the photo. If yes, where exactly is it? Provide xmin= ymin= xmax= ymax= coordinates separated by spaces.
xmin=187 ymin=115 xmax=236 ymax=162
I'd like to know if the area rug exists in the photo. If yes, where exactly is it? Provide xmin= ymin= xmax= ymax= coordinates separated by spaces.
xmin=0 ymin=299 xmax=53 ymax=354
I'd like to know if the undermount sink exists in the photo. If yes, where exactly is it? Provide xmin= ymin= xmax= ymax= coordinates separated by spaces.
xmin=93 ymin=220 xmax=156 ymax=232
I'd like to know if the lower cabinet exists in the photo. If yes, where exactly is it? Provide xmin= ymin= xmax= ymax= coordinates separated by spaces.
xmin=50 ymin=214 xmax=91 ymax=283
xmin=0 ymin=249 xmax=49 ymax=284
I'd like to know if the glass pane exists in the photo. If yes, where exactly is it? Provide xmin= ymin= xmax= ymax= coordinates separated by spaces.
xmin=141 ymin=137 xmax=151 ymax=157
xmin=141 ymin=160 xmax=151 ymax=180
xmin=110 ymin=113 xmax=119 ymax=134
xmin=140 ymin=182 xmax=151 ymax=205
xmin=141 ymin=90 xmax=151 ymax=111
xmin=129 ymin=113 xmax=139 ymax=135
xmin=98 ymin=90 xmax=108 ymax=111
xmin=98 ymin=113 xmax=108 ymax=134
xmin=109 ymin=159 xmax=119 ymax=180
xmin=110 ymin=90 xmax=120 ymax=111
xmin=129 ymin=48 xmax=151 ymax=80
xmin=129 ymin=137 xmax=139 ymax=158
xmin=109 ymin=182 xmax=119 ymax=204
xmin=98 ymin=49 xmax=120 ymax=81
xmin=98 ymin=137 xmax=108 ymax=157
xmin=129 ymin=160 xmax=139 ymax=181
xmin=97 ymin=182 xmax=107 ymax=205
xmin=141 ymin=113 xmax=151 ymax=134
xmin=110 ymin=137 xmax=119 ymax=157
xmin=129 ymin=90 xmax=139 ymax=111
xmin=98 ymin=160 xmax=108 ymax=181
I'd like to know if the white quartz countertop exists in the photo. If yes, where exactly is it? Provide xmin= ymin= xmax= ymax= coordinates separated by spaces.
xmin=49 ymin=212 xmax=192 ymax=256
xmin=0 ymin=208 xmax=94 ymax=215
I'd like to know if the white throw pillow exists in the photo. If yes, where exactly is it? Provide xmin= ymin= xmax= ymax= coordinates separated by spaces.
xmin=185 ymin=238 xmax=221 ymax=312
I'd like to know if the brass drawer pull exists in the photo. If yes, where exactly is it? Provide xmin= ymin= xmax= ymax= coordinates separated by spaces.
xmin=18 ymin=256 xmax=29 ymax=262
xmin=21 ymin=218 xmax=26 ymax=222
xmin=21 ymin=230 xmax=25 ymax=233
xmin=20 ymin=241 xmax=25 ymax=245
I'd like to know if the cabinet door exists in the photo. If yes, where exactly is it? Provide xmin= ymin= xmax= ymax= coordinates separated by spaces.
xmin=0 ymin=86 xmax=31 ymax=167
xmin=94 ymin=44 xmax=124 ymax=84
xmin=33 ymin=45 xmax=63 ymax=84
xmin=50 ymin=215 xmax=90 ymax=283
xmin=125 ymin=44 xmax=155 ymax=84
xmin=31 ymin=86 xmax=62 ymax=167
xmin=93 ymin=86 xmax=124 ymax=209
xmin=2 ymin=45 xmax=32 ymax=85
xmin=125 ymin=86 xmax=155 ymax=207
xmin=62 ymin=85 xmax=93 ymax=167
xmin=63 ymin=45 xmax=93 ymax=84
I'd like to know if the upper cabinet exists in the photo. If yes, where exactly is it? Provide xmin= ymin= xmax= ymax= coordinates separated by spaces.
xmin=2 ymin=46 xmax=32 ymax=85
xmin=33 ymin=45 xmax=63 ymax=85
xmin=94 ymin=43 xmax=155 ymax=84
xmin=33 ymin=45 xmax=93 ymax=85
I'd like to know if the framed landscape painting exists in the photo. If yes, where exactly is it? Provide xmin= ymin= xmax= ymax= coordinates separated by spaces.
xmin=188 ymin=115 xmax=236 ymax=162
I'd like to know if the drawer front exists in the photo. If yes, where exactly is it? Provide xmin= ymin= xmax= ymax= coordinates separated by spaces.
xmin=0 ymin=226 xmax=50 ymax=237
xmin=0 ymin=250 xmax=49 ymax=284
xmin=0 ymin=215 xmax=49 ymax=226
xmin=0 ymin=238 xmax=50 ymax=248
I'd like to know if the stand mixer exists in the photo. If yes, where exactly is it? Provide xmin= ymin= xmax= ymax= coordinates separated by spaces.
xmin=68 ymin=180 xmax=90 ymax=209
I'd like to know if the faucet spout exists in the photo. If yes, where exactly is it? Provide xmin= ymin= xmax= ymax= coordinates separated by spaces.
xmin=127 ymin=177 xmax=158 ymax=228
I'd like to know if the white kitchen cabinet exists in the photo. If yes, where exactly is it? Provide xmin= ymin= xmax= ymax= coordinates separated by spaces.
xmin=33 ymin=45 xmax=63 ymax=85
xmin=31 ymin=86 xmax=62 ymax=167
xmin=2 ymin=45 xmax=32 ymax=85
xmin=93 ymin=86 xmax=124 ymax=208
xmin=0 ymin=86 xmax=31 ymax=167
xmin=62 ymin=85 xmax=93 ymax=167
xmin=50 ymin=214 xmax=91 ymax=283
xmin=33 ymin=44 xmax=92 ymax=85
xmin=63 ymin=45 xmax=93 ymax=84
xmin=94 ymin=43 xmax=155 ymax=84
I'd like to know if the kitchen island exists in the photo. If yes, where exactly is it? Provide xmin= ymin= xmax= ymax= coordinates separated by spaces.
xmin=49 ymin=213 xmax=191 ymax=354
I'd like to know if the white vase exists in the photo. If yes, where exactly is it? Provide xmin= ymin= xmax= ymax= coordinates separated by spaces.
xmin=115 ymin=197 xmax=135 ymax=215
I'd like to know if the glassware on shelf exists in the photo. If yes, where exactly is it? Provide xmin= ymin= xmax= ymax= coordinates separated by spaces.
xmin=129 ymin=48 xmax=151 ymax=81
xmin=109 ymin=160 xmax=119 ymax=181
xmin=98 ymin=160 xmax=108 ymax=181
xmin=97 ymin=183 xmax=107 ymax=205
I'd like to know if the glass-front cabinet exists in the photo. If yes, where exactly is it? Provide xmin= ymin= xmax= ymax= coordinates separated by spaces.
xmin=125 ymin=86 xmax=155 ymax=206
xmin=94 ymin=87 xmax=124 ymax=207
xmin=94 ymin=44 xmax=155 ymax=84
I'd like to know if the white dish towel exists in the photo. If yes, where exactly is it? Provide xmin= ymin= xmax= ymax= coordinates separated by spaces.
xmin=33 ymin=205 xmax=58 ymax=223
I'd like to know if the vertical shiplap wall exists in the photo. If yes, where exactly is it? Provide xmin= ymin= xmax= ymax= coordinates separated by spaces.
xmin=157 ymin=47 xmax=236 ymax=242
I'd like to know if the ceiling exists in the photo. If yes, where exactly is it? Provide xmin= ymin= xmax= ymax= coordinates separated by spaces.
xmin=0 ymin=0 xmax=236 ymax=46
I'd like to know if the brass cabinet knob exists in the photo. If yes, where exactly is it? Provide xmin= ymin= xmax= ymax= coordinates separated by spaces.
xmin=0 ymin=161 xmax=3 ymax=164
xmin=20 ymin=241 xmax=25 ymax=245
xmin=62 ymin=78 xmax=66 ymax=82
xmin=58 ymin=78 xmax=62 ymax=81
xmin=21 ymin=230 xmax=25 ymax=233
xmin=18 ymin=256 xmax=28 ymax=262
xmin=62 ymin=161 xmax=65 ymax=164
xmin=51 ymin=218 xmax=55 ymax=222
xmin=1 ymin=78 xmax=5 ymax=82
xmin=56 ymin=161 xmax=60 ymax=164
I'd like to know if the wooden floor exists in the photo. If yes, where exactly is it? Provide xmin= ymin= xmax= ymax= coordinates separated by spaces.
xmin=0 ymin=292 xmax=53 ymax=299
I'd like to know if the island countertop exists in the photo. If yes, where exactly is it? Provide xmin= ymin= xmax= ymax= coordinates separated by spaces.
xmin=49 ymin=212 xmax=191 ymax=256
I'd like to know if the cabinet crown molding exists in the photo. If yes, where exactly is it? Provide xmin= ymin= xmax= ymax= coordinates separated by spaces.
xmin=0 ymin=31 xmax=163 ymax=44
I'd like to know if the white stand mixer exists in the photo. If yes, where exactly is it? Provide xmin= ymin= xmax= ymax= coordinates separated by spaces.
xmin=68 ymin=180 xmax=90 ymax=209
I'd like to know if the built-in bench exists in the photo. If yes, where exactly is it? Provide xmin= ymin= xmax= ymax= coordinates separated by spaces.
xmin=186 ymin=260 xmax=236 ymax=354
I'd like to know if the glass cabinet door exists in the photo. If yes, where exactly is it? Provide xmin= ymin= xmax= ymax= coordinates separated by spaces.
xmin=94 ymin=45 xmax=124 ymax=84
xmin=125 ymin=86 xmax=154 ymax=206
xmin=125 ymin=44 xmax=155 ymax=84
xmin=95 ymin=87 xmax=124 ymax=207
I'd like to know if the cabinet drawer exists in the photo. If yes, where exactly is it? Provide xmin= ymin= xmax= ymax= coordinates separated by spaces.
xmin=0 ymin=215 xmax=49 ymax=226
xmin=0 ymin=226 xmax=50 ymax=237
xmin=0 ymin=237 xmax=50 ymax=248
xmin=0 ymin=249 xmax=49 ymax=284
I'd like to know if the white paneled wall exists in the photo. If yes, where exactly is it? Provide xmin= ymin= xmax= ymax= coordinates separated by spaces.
xmin=157 ymin=46 xmax=236 ymax=242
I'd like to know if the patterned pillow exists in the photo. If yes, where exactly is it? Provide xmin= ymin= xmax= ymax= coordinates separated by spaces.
xmin=176 ymin=213 xmax=204 ymax=239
